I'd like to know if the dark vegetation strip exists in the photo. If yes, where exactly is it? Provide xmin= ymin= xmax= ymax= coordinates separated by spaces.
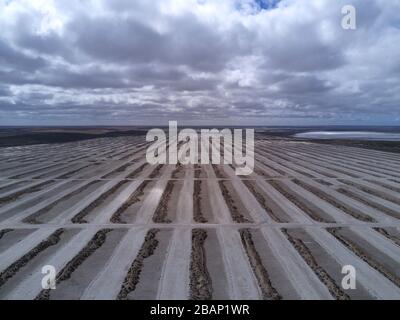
xmin=126 ymin=163 xmax=148 ymax=179
xmin=239 ymin=229 xmax=281 ymax=300
xmin=327 ymin=227 xmax=400 ymax=287
xmin=0 ymin=229 xmax=64 ymax=288
xmin=193 ymin=180 xmax=207 ymax=223
xmin=8 ymin=163 xmax=60 ymax=179
xmin=262 ymin=146 xmax=361 ymax=178
xmin=257 ymin=149 xmax=316 ymax=178
xmin=194 ymin=165 xmax=202 ymax=179
xmin=339 ymin=180 xmax=400 ymax=206
xmin=262 ymin=149 xmax=329 ymax=178
xmin=110 ymin=180 xmax=150 ymax=223
xmin=190 ymin=229 xmax=212 ymax=300
xmin=0 ymin=181 xmax=26 ymax=193
xmin=118 ymin=229 xmax=160 ymax=300
xmin=0 ymin=180 xmax=55 ymax=205
xmin=23 ymin=180 xmax=100 ymax=224
xmin=282 ymin=228 xmax=350 ymax=300
xmin=148 ymin=164 xmax=164 ymax=179
xmin=373 ymin=228 xmax=400 ymax=247
xmin=71 ymin=180 xmax=130 ymax=223
xmin=118 ymin=143 xmax=150 ymax=161
xmin=212 ymin=164 xmax=226 ymax=179
xmin=0 ymin=229 xmax=13 ymax=240
xmin=152 ymin=181 xmax=174 ymax=223
xmin=292 ymin=179 xmax=375 ymax=222
xmin=337 ymin=187 xmax=399 ymax=220
xmin=242 ymin=180 xmax=286 ymax=223
xmin=36 ymin=229 xmax=112 ymax=300
xmin=101 ymin=163 xmax=132 ymax=179
xmin=218 ymin=180 xmax=251 ymax=223
xmin=255 ymin=158 xmax=287 ymax=176
xmin=55 ymin=164 xmax=91 ymax=179
xmin=366 ymin=180 xmax=400 ymax=193
xmin=268 ymin=180 xmax=332 ymax=223
xmin=171 ymin=163 xmax=184 ymax=179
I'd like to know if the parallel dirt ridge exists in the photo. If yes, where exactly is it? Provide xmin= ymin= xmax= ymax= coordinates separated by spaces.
xmin=0 ymin=135 xmax=399 ymax=299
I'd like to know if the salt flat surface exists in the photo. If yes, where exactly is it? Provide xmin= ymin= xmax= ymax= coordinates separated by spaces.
xmin=0 ymin=135 xmax=399 ymax=300
xmin=295 ymin=131 xmax=400 ymax=141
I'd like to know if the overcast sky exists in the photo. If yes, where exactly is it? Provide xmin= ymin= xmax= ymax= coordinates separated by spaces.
xmin=0 ymin=0 xmax=399 ymax=126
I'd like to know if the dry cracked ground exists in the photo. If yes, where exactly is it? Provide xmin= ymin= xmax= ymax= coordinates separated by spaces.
xmin=0 ymin=135 xmax=400 ymax=300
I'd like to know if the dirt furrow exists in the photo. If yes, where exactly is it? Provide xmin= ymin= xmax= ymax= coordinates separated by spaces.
xmin=0 ymin=229 xmax=64 ymax=288
xmin=126 ymin=163 xmax=148 ymax=179
xmin=337 ymin=187 xmax=400 ymax=220
xmin=148 ymin=164 xmax=164 ymax=179
xmin=242 ymin=180 xmax=286 ymax=223
xmin=117 ymin=228 xmax=160 ymax=300
xmin=194 ymin=164 xmax=202 ymax=179
xmin=110 ymin=180 xmax=150 ymax=223
xmin=239 ymin=229 xmax=281 ymax=300
xmin=327 ymin=228 xmax=400 ymax=288
xmin=193 ymin=180 xmax=207 ymax=223
xmin=212 ymin=164 xmax=226 ymax=179
xmin=282 ymin=228 xmax=350 ymax=300
xmin=339 ymin=180 xmax=400 ymax=206
xmin=23 ymin=180 xmax=100 ymax=224
xmin=36 ymin=228 xmax=112 ymax=300
xmin=373 ymin=228 xmax=400 ymax=247
xmin=101 ymin=163 xmax=133 ymax=179
xmin=171 ymin=163 xmax=184 ymax=179
xmin=152 ymin=181 xmax=174 ymax=223
xmin=0 ymin=229 xmax=13 ymax=240
xmin=55 ymin=164 xmax=92 ymax=179
xmin=7 ymin=163 xmax=60 ymax=179
xmin=218 ymin=180 xmax=251 ymax=223
xmin=190 ymin=229 xmax=212 ymax=300
xmin=292 ymin=179 xmax=375 ymax=222
xmin=268 ymin=180 xmax=332 ymax=223
xmin=71 ymin=180 xmax=130 ymax=223
xmin=0 ymin=180 xmax=55 ymax=206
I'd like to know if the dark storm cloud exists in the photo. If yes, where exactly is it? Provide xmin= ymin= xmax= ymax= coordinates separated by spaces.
xmin=0 ymin=85 xmax=11 ymax=97
xmin=276 ymin=75 xmax=334 ymax=94
xmin=72 ymin=13 xmax=239 ymax=72
xmin=0 ymin=38 xmax=47 ymax=71
xmin=0 ymin=0 xmax=399 ymax=125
